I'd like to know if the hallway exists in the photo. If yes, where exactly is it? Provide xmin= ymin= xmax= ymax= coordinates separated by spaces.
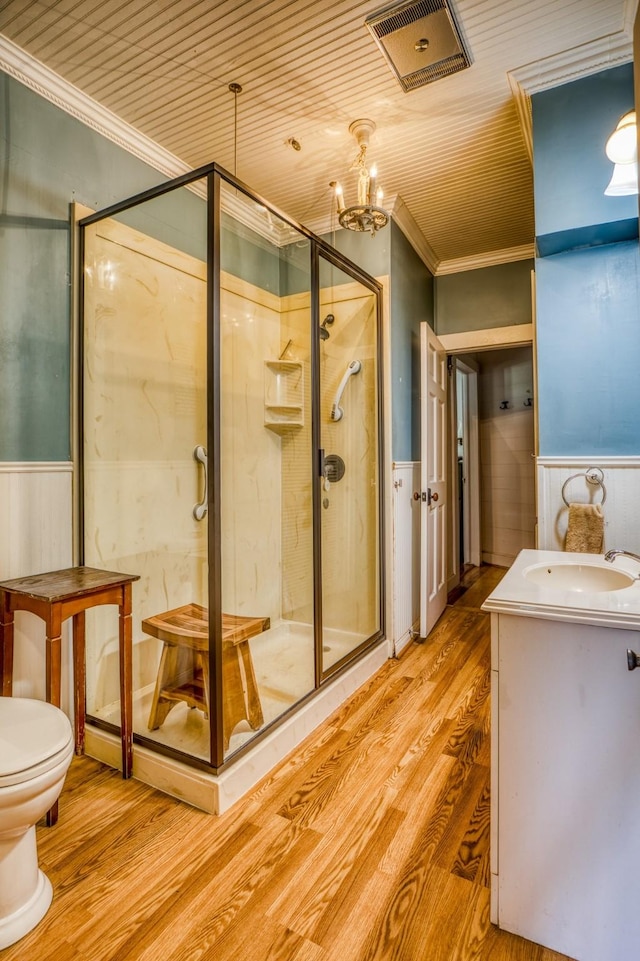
xmin=5 ymin=565 xmax=571 ymax=961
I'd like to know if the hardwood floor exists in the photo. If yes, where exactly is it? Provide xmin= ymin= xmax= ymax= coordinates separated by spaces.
xmin=5 ymin=566 xmax=572 ymax=961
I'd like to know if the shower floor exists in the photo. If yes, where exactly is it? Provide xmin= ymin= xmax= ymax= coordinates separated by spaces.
xmin=90 ymin=620 xmax=367 ymax=762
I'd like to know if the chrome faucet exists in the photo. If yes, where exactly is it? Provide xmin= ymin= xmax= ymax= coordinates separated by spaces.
xmin=604 ymin=549 xmax=640 ymax=565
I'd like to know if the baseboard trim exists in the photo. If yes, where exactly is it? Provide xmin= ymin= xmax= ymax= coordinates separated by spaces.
xmin=482 ymin=552 xmax=513 ymax=568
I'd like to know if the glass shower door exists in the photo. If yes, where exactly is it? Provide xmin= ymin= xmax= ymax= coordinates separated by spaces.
xmin=82 ymin=182 xmax=210 ymax=762
xmin=217 ymin=183 xmax=315 ymax=758
xmin=318 ymin=255 xmax=381 ymax=675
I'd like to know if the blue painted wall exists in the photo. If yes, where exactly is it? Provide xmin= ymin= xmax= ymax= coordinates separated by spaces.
xmin=0 ymin=73 xmax=169 ymax=461
xmin=532 ymin=66 xmax=640 ymax=456
xmin=390 ymin=223 xmax=434 ymax=461
xmin=536 ymin=243 xmax=640 ymax=454
xmin=1 ymin=69 xmax=431 ymax=466
xmin=533 ymin=63 xmax=638 ymax=255
xmin=323 ymin=222 xmax=391 ymax=280
xmin=435 ymin=260 xmax=533 ymax=335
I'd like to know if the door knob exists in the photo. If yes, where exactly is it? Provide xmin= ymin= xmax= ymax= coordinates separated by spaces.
xmin=413 ymin=491 xmax=421 ymax=501
xmin=627 ymin=649 xmax=640 ymax=671
xmin=431 ymin=491 xmax=439 ymax=502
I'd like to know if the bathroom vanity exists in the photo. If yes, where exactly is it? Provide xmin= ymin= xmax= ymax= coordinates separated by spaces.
xmin=483 ymin=549 xmax=640 ymax=961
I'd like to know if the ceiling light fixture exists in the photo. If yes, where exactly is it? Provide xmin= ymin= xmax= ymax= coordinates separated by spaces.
xmin=332 ymin=120 xmax=389 ymax=237
xmin=604 ymin=110 xmax=638 ymax=196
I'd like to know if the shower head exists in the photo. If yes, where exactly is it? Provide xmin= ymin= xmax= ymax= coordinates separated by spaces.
xmin=320 ymin=313 xmax=335 ymax=340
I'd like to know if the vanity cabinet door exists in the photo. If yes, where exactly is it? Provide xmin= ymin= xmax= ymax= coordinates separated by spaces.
xmin=494 ymin=614 xmax=640 ymax=961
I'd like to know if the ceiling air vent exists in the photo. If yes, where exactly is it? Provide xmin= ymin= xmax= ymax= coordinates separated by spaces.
xmin=365 ymin=0 xmax=472 ymax=92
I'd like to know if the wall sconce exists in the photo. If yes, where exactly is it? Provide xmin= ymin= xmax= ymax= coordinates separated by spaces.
xmin=604 ymin=110 xmax=638 ymax=196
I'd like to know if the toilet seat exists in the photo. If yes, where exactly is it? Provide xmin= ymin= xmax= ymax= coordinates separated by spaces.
xmin=0 ymin=698 xmax=74 ymax=787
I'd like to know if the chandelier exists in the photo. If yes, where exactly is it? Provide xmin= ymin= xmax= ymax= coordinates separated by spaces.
xmin=332 ymin=120 xmax=389 ymax=237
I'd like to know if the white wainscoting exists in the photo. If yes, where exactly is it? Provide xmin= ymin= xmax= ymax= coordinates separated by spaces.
xmin=537 ymin=456 xmax=640 ymax=553
xmin=392 ymin=462 xmax=420 ymax=656
xmin=0 ymin=463 xmax=74 ymax=705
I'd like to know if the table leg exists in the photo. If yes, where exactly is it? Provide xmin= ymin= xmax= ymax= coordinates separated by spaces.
xmin=45 ymin=603 xmax=62 ymax=827
xmin=45 ymin=605 xmax=63 ymax=708
xmin=119 ymin=584 xmax=133 ymax=778
xmin=72 ymin=611 xmax=86 ymax=756
xmin=0 ymin=591 xmax=14 ymax=696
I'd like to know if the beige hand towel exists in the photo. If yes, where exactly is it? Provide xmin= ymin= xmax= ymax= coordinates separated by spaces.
xmin=564 ymin=503 xmax=604 ymax=553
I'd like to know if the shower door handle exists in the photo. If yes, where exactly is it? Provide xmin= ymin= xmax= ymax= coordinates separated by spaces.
xmin=193 ymin=445 xmax=208 ymax=521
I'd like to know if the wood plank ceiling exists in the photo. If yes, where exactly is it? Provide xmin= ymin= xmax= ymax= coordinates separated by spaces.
xmin=0 ymin=0 xmax=634 ymax=266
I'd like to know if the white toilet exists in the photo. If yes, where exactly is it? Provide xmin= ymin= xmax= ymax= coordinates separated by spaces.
xmin=0 ymin=697 xmax=74 ymax=949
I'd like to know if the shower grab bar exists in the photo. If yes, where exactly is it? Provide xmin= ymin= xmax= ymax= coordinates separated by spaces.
xmin=330 ymin=359 xmax=362 ymax=421
xmin=193 ymin=445 xmax=208 ymax=520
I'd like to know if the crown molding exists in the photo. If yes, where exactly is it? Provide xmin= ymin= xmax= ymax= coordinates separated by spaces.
xmin=510 ymin=31 xmax=634 ymax=99
xmin=436 ymin=244 xmax=535 ymax=276
xmin=4 ymin=25 xmax=634 ymax=273
xmin=389 ymin=195 xmax=439 ymax=274
xmin=508 ymin=28 xmax=635 ymax=167
xmin=0 ymin=35 xmax=306 ymax=248
xmin=508 ymin=72 xmax=534 ymax=164
xmin=0 ymin=34 xmax=193 ymax=181
xmin=624 ymin=0 xmax=640 ymax=36
xmin=0 ymin=35 xmax=428 ymax=260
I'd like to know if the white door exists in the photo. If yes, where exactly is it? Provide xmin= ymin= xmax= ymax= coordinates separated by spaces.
xmin=419 ymin=322 xmax=448 ymax=638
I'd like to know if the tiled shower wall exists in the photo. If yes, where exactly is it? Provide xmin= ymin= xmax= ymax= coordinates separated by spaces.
xmin=280 ymin=282 xmax=379 ymax=636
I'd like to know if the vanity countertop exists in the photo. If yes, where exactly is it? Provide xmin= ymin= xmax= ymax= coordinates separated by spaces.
xmin=481 ymin=548 xmax=640 ymax=630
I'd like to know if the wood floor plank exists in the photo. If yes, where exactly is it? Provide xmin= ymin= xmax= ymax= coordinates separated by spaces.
xmin=284 ymin=805 xmax=406 ymax=947
xmin=270 ymin=789 xmax=404 ymax=934
xmin=68 ymin=818 xmax=264 ymax=960
xmin=319 ymin=868 xmax=402 ymax=961
xmin=199 ymin=916 xmax=326 ymax=961
xmin=199 ymin=828 xmax=326 ymax=961
xmin=379 ymin=755 xmax=455 ymax=877
xmin=451 ymin=771 xmax=492 ymax=886
xmin=1 ymin=565 xmax=576 ymax=961
xmin=249 ymin=726 xmax=360 ymax=826
xmin=456 ymin=566 xmax=506 ymax=611
xmin=431 ymin=761 xmax=490 ymax=875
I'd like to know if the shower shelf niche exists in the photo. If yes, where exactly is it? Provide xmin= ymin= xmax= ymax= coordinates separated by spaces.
xmin=264 ymin=360 xmax=304 ymax=433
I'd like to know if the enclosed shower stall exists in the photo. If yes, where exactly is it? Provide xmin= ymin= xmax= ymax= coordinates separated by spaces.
xmin=78 ymin=165 xmax=384 ymax=772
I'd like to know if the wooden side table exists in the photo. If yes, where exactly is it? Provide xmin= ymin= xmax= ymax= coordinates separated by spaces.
xmin=0 ymin=566 xmax=139 ymax=824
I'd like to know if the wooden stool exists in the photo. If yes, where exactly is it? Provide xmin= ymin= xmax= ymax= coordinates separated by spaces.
xmin=142 ymin=603 xmax=268 ymax=749
xmin=0 ymin=566 xmax=140 ymax=825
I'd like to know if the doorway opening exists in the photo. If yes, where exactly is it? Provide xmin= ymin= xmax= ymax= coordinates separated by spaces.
xmin=450 ymin=344 xmax=535 ymax=588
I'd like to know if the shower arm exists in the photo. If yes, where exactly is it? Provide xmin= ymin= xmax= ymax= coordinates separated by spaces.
xmin=330 ymin=360 xmax=362 ymax=421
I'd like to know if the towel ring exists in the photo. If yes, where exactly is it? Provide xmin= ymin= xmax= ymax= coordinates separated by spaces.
xmin=561 ymin=467 xmax=606 ymax=507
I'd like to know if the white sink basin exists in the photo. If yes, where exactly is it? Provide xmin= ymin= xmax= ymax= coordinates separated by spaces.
xmin=523 ymin=563 xmax=635 ymax=593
